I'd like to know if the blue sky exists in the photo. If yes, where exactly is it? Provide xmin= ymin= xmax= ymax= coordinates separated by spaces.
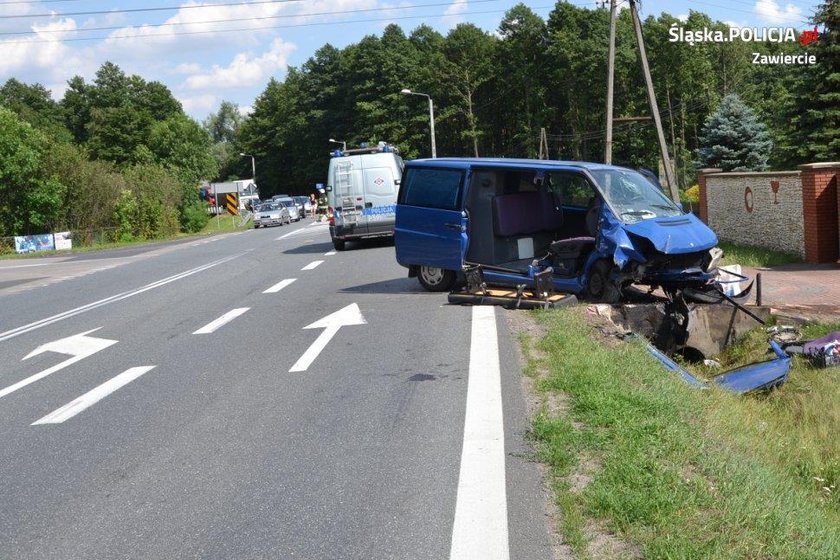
xmin=0 ymin=1 xmax=822 ymax=122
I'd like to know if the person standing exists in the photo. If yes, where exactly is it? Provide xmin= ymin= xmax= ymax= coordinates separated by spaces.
xmin=309 ymin=193 xmax=317 ymax=218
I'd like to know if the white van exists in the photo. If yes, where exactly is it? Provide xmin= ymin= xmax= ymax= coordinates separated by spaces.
xmin=326 ymin=142 xmax=404 ymax=251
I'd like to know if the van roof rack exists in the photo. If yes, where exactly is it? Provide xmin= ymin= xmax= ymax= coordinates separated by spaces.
xmin=330 ymin=141 xmax=399 ymax=157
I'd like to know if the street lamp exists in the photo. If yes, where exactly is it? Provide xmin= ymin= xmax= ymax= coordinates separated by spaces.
xmin=240 ymin=152 xmax=256 ymax=180
xmin=400 ymin=88 xmax=436 ymax=158
xmin=328 ymin=138 xmax=347 ymax=152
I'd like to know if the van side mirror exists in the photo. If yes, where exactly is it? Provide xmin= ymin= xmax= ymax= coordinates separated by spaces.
xmin=676 ymin=202 xmax=684 ymax=211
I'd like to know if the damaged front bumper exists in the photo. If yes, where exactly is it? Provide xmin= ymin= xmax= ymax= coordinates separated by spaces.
xmin=646 ymin=340 xmax=791 ymax=394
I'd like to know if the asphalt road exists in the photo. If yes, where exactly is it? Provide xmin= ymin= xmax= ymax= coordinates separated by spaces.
xmin=0 ymin=221 xmax=555 ymax=559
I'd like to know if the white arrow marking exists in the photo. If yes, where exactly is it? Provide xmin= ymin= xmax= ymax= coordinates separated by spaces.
xmin=193 ymin=308 xmax=250 ymax=334
xmin=263 ymin=278 xmax=297 ymax=294
xmin=0 ymin=328 xmax=117 ymax=400
xmin=32 ymin=366 xmax=155 ymax=425
xmin=289 ymin=303 xmax=366 ymax=372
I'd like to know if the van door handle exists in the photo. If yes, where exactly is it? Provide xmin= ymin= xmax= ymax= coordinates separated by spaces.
xmin=444 ymin=222 xmax=462 ymax=231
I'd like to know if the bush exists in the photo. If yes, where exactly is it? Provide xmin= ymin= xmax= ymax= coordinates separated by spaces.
xmin=180 ymin=201 xmax=210 ymax=233
xmin=684 ymin=184 xmax=700 ymax=204
xmin=113 ymin=188 xmax=139 ymax=242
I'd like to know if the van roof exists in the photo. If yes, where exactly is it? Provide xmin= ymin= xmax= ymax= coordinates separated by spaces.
xmin=405 ymin=158 xmax=625 ymax=172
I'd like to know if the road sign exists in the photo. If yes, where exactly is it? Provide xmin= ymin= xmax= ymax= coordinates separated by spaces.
xmin=225 ymin=193 xmax=238 ymax=215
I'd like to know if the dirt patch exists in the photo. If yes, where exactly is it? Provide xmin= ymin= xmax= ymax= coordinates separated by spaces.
xmin=586 ymin=522 xmax=644 ymax=560
xmin=568 ymin=454 xmax=601 ymax=495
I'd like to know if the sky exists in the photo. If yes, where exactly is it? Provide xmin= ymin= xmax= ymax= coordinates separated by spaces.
xmin=0 ymin=0 xmax=823 ymax=122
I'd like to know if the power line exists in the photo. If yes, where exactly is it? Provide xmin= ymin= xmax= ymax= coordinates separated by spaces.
xmin=0 ymin=0 xmax=502 ymax=37
xmin=0 ymin=4 xmax=551 ymax=45
xmin=0 ymin=0 xmax=304 ymax=20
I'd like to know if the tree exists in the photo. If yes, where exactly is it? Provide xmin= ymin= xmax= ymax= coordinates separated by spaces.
xmin=147 ymin=114 xmax=217 ymax=186
xmin=203 ymin=100 xmax=243 ymax=144
xmin=0 ymin=79 xmax=69 ymax=140
xmin=0 ymin=107 xmax=65 ymax=236
xmin=695 ymin=94 xmax=772 ymax=171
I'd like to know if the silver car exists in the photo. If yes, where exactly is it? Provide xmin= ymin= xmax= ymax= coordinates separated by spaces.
xmin=254 ymin=202 xmax=291 ymax=228
xmin=275 ymin=197 xmax=301 ymax=222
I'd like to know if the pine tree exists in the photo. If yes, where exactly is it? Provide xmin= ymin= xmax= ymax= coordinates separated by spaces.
xmin=695 ymin=94 xmax=772 ymax=171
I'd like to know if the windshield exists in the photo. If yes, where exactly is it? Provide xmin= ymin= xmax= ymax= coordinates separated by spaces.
xmin=259 ymin=203 xmax=279 ymax=211
xmin=589 ymin=169 xmax=682 ymax=223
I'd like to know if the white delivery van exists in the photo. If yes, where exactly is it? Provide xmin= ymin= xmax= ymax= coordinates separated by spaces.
xmin=326 ymin=142 xmax=404 ymax=251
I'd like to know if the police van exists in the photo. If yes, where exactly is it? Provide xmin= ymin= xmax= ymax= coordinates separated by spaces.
xmin=326 ymin=142 xmax=404 ymax=251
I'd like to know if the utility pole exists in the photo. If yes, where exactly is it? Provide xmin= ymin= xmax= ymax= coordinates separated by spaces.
xmin=629 ymin=0 xmax=679 ymax=202
xmin=604 ymin=0 xmax=617 ymax=164
xmin=538 ymin=128 xmax=549 ymax=160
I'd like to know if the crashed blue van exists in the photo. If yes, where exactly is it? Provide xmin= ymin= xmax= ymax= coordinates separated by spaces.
xmin=394 ymin=158 xmax=721 ymax=301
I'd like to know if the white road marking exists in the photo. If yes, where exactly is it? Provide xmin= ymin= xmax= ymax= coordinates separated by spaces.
xmin=301 ymin=260 xmax=323 ymax=271
xmin=263 ymin=278 xmax=297 ymax=294
xmin=324 ymin=251 xmax=337 ymax=256
xmin=193 ymin=308 xmax=250 ymax=334
xmin=0 ymin=254 xmax=242 ymax=344
xmin=32 ymin=366 xmax=156 ymax=425
xmin=0 ymin=329 xmax=118 ymax=400
xmin=449 ymin=305 xmax=509 ymax=560
xmin=289 ymin=303 xmax=366 ymax=372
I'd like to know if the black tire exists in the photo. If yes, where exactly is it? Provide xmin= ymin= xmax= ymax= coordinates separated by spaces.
xmin=417 ymin=266 xmax=457 ymax=292
xmin=586 ymin=260 xmax=621 ymax=303
xmin=333 ymin=239 xmax=346 ymax=251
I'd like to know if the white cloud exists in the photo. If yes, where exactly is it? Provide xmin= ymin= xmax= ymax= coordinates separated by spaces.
xmin=0 ymin=18 xmax=95 ymax=83
xmin=179 ymin=94 xmax=217 ymax=113
xmin=239 ymin=105 xmax=254 ymax=117
xmin=182 ymin=38 xmax=296 ymax=90
xmin=753 ymin=0 xmax=803 ymax=24
xmin=173 ymin=63 xmax=202 ymax=74
xmin=441 ymin=0 xmax=469 ymax=27
xmin=677 ymin=14 xmax=689 ymax=23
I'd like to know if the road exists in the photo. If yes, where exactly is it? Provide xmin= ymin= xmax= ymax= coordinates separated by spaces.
xmin=0 ymin=221 xmax=555 ymax=559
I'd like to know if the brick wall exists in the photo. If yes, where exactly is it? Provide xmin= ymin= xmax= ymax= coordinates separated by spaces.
xmin=800 ymin=163 xmax=839 ymax=263
xmin=704 ymin=171 xmax=805 ymax=257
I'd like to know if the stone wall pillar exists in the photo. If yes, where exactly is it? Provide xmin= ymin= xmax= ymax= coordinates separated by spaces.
xmin=799 ymin=162 xmax=839 ymax=264
xmin=697 ymin=168 xmax=721 ymax=224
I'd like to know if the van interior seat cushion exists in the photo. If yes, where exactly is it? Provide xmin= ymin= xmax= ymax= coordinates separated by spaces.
xmin=493 ymin=192 xmax=553 ymax=237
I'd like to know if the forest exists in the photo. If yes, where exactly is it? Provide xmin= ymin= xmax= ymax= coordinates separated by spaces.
xmin=0 ymin=1 xmax=837 ymax=241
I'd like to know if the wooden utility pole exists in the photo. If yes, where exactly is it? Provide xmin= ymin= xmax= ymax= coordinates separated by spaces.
xmin=629 ymin=0 xmax=679 ymax=202
xmin=538 ymin=128 xmax=549 ymax=159
xmin=604 ymin=0 xmax=617 ymax=164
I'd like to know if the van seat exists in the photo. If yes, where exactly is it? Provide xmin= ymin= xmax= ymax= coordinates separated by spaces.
xmin=493 ymin=192 xmax=561 ymax=237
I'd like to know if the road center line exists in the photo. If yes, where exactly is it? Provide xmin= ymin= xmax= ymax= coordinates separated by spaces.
xmin=449 ymin=305 xmax=509 ymax=560
xmin=32 ymin=366 xmax=156 ymax=425
xmin=193 ymin=308 xmax=250 ymax=334
xmin=0 ymin=254 xmax=242 ymax=344
xmin=263 ymin=278 xmax=297 ymax=294
xmin=301 ymin=260 xmax=323 ymax=271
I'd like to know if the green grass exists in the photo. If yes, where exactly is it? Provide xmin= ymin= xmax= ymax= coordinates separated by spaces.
xmin=0 ymin=215 xmax=252 ymax=260
xmin=718 ymin=241 xmax=802 ymax=268
xmin=523 ymin=308 xmax=840 ymax=559
xmin=199 ymin=214 xmax=253 ymax=234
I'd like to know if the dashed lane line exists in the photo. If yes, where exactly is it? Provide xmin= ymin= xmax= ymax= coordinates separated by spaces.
xmin=32 ymin=366 xmax=156 ymax=425
xmin=301 ymin=260 xmax=323 ymax=271
xmin=193 ymin=308 xmax=250 ymax=335
xmin=263 ymin=278 xmax=297 ymax=294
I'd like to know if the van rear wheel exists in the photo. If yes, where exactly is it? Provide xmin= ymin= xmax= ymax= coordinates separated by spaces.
xmin=333 ymin=239 xmax=346 ymax=251
xmin=418 ymin=266 xmax=456 ymax=292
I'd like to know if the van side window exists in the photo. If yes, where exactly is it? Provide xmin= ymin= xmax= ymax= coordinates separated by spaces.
xmin=552 ymin=173 xmax=595 ymax=208
xmin=399 ymin=168 xmax=464 ymax=210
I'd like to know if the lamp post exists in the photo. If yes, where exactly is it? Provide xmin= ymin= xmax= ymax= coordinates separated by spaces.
xmin=400 ymin=88 xmax=436 ymax=158
xmin=239 ymin=152 xmax=256 ymax=180
xmin=328 ymin=138 xmax=347 ymax=152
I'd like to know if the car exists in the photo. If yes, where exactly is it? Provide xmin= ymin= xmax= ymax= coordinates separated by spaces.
xmin=395 ymin=158 xmax=721 ymax=301
xmin=253 ymin=202 xmax=291 ymax=228
xmin=292 ymin=196 xmax=308 ymax=219
xmin=274 ymin=197 xmax=301 ymax=222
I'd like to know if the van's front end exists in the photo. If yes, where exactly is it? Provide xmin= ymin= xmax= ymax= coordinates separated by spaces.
xmin=586 ymin=167 xmax=720 ymax=296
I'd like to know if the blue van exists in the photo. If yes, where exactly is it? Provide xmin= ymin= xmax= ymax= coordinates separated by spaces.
xmin=394 ymin=158 xmax=722 ymax=302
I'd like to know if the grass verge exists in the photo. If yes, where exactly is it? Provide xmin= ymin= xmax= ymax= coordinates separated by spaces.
xmin=523 ymin=308 xmax=839 ymax=559
xmin=0 ymin=215 xmax=252 ymax=260
xmin=718 ymin=241 xmax=802 ymax=268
